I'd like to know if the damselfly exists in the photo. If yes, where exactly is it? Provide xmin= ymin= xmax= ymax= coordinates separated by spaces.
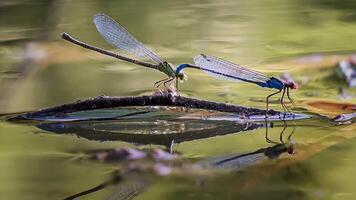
xmin=62 ymin=13 xmax=196 ymax=89
xmin=176 ymin=54 xmax=298 ymax=115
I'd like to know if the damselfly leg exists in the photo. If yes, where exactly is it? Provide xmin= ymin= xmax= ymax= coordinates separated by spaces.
xmin=163 ymin=77 xmax=175 ymax=88
xmin=154 ymin=78 xmax=169 ymax=88
xmin=153 ymin=77 xmax=177 ymax=94
xmin=266 ymin=89 xmax=282 ymax=117
xmin=265 ymin=119 xmax=295 ymax=145
xmin=287 ymin=126 xmax=296 ymax=141
xmin=153 ymin=78 xmax=169 ymax=94
xmin=287 ymin=87 xmax=296 ymax=106
xmin=280 ymin=88 xmax=289 ymax=113
xmin=175 ymin=78 xmax=179 ymax=90
xmin=279 ymin=118 xmax=288 ymax=143
xmin=265 ymin=119 xmax=276 ymax=144
xmin=279 ymin=117 xmax=297 ymax=144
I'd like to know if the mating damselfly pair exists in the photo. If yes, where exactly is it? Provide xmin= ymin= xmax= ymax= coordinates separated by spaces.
xmin=62 ymin=13 xmax=298 ymax=115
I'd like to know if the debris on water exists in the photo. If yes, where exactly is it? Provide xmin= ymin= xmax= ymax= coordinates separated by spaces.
xmin=307 ymin=101 xmax=355 ymax=115
xmin=337 ymin=58 xmax=356 ymax=87
xmin=332 ymin=113 xmax=356 ymax=124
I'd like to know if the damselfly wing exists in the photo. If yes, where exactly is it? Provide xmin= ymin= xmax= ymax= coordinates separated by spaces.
xmin=93 ymin=13 xmax=164 ymax=65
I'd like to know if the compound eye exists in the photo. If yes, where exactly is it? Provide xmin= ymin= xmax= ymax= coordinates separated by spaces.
xmin=162 ymin=61 xmax=169 ymax=67
xmin=292 ymin=82 xmax=299 ymax=89
xmin=287 ymin=146 xmax=294 ymax=154
xmin=178 ymin=72 xmax=187 ymax=81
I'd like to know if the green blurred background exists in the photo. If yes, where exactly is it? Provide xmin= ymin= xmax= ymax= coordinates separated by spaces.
xmin=0 ymin=0 xmax=355 ymax=199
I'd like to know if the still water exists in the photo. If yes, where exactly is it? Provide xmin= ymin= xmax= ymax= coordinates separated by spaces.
xmin=0 ymin=0 xmax=355 ymax=199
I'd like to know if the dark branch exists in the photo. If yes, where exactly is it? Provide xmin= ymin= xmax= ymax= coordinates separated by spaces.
xmin=10 ymin=94 xmax=280 ymax=120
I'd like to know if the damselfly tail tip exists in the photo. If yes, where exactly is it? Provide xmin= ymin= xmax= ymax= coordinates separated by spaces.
xmin=61 ymin=32 xmax=70 ymax=39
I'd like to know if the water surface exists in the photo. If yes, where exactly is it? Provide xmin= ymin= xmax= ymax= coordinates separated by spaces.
xmin=0 ymin=0 xmax=355 ymax=199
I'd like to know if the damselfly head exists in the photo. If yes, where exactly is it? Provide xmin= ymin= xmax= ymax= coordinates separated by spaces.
xmin=280 ymin=73 xmax=298 ymax=90
xmin=287 ymin=144 xmax=294 ymax=155
xmin=176 ymin=71 xmax=187 ymax=81
xmin=288 ymin=81 xmax=298 ymax=90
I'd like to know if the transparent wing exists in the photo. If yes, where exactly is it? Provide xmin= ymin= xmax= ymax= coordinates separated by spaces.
xmin=94 ymin=13 xmax=163 ymax=64
xmin=212 ymin=153 xmax=265 ymax=170
xmin=106 ymin=178 xmax=149 ymax=200
xmin=194 ymin=54 xmax=271 ymax=84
